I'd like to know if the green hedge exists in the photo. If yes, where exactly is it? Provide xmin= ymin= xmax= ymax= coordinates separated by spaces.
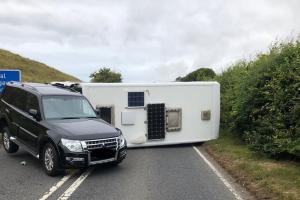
xmin=218 ymin=41 xmax=300 ymax=158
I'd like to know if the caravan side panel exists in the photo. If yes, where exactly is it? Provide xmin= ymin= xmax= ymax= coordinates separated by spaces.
xmin=82 ymin=82 xmax=220 ymax=147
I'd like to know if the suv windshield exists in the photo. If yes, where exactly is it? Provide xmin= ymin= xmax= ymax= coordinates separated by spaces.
xmin=42 ymin=95 xmax=97 ymax=120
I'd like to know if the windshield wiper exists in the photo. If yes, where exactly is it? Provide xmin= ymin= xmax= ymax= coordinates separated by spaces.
xmin=59 ymin=116 xmax=97 ymax=119
xmin=60 ymin=117 xmax=81 ymax=119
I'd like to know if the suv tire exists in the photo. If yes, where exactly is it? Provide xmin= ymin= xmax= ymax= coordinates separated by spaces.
xmin=42 ymin=143 xmax=61 ymax=176
xmin=2 ymin=127 xmax=19 ymax=153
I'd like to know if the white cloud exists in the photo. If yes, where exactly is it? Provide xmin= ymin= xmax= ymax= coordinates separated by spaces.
xmin=0 ymin=0 xmax=299 ymax=82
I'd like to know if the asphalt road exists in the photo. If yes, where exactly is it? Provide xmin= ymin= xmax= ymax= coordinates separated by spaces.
xmin=0 ymin=144 xmax=242 ymax=200
xmin=0 ymin=145 xmax=64 ymax=200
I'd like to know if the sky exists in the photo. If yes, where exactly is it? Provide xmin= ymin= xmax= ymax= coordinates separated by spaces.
xmin=0 ymin=0 xmax=299 ymax=82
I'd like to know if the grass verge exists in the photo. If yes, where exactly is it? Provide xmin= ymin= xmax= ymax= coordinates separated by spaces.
xmin=204 ymin=128 xmax=300 ymax=200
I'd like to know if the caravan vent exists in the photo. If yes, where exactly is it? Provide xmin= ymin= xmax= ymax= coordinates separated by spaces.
xmin=201 ymin=110 xmax=211 ymax=120
xmin=121 ymin=111 xmax=135 ymax=125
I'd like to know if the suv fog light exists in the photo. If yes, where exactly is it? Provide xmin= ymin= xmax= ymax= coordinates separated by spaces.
xmin=66 ymin=157 xmax=84 ymax=162
xmin=120 ymin=149 xmax=127 ymax=157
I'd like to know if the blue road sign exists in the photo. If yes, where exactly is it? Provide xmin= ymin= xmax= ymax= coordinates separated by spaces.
xmin=0 ymin=69 xmax=21 ymax=93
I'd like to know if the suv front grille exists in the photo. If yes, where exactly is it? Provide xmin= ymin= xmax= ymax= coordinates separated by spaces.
xmin=84 ymin=138 xmax=118 ymax=150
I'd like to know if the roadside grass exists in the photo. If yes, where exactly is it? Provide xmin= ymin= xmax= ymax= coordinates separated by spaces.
xmin=204 ymin=129 xmax=300 ymax=200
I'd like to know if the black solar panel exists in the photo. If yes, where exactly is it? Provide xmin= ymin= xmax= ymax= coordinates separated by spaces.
xmin=128 ymin=92 xmax=144 ymax=107
xmin=147 ymin=103 xmax=166 ymax=140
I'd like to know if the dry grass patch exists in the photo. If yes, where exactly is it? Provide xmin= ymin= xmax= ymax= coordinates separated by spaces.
xmin=0 ymin=49 xmax=80 ymax=82
xmin=204 ymin=129 xmax=300 ymax=200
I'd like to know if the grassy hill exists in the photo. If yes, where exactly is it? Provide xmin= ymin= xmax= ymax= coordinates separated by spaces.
xmin=0 ymin=49 xmax=80 ymax=82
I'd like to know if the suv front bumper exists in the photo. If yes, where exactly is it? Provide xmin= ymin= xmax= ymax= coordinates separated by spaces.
xmin=59 ymin=140 xmax=127 ymax=168
xmin=61 ymin=146 xmax=127 ymax=168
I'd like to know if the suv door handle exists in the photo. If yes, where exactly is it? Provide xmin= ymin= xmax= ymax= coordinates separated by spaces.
xmin=21 ymin=114 xmax=34 ymax=120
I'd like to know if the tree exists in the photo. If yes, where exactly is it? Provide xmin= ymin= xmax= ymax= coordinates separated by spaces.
xmin=176 ymin=68 xmax=216 ymax=82
xmin=90 ymin=67 xmax=122 ymax=83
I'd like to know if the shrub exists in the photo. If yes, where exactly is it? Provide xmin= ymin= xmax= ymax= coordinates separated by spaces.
xmin=178 ymin=40 xmax=300 ymax=158
xmin=232 ymin=41 xmax=300 ymax=158
xmin=216 ymin=61 xmax=249 ymax=130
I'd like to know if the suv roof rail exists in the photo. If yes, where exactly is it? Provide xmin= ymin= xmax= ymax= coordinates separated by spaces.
xmin=51 ymin=83 xmax=81 ymax=93
xmin=23 ymin=84 xmax=39 ymax=91
xmin=7 ymin=81 xmax=38 ymax=92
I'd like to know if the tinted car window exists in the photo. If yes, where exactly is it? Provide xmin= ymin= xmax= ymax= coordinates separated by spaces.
xmin=2 ymin=86 xmax=16 ymax=104
xmin=3 ymin=86 xmax=40 ymax=114
xmin=26 ymin=92 xmax=40 ymax=113
xmin=12 ymin=88 xmax=27 ymax=112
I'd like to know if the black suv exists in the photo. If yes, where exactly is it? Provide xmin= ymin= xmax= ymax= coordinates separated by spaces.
xmin=0 ymin=82 xmax=127 ymax=176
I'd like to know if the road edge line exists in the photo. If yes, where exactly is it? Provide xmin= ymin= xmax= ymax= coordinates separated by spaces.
xmin=57 ymin=167 xmax=94 ymax=200
xmin=193 ymin=146 xmax=243 ymax=200
xmin=39 ymin=170 xmax=76 ymax=200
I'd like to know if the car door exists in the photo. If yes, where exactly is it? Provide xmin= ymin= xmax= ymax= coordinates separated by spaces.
xmin=18 ymin=91 xmax=43 ymax=151
xmin=8 ymin=87 xmax=28 ymax=140
xmin=1 ymin=86 xmax=20 ymax=136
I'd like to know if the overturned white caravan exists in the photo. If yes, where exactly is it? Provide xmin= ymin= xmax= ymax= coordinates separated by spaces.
xmin=80 ymin=82 xmax=220 ymax=148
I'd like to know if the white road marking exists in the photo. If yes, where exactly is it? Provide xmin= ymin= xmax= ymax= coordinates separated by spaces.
xmin=57 ymin=167 xmax=94 ymax=200
xmin=193 ymin=146 xmax=244 ymax=200
xmin=39 ymin=170 xmax=76 ymax=200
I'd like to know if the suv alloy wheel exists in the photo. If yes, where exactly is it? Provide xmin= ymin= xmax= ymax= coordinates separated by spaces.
xmin=42 ymin=143 xmax=61 ymax=176
xmin=2 ymin=127 xmax=19 ymax=153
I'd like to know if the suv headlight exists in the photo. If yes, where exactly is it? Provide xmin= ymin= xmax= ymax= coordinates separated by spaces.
xmin=118 ymin=134 xmax=126 ymax=147
xmin=61 ymin=138 xmax=83 ymax=152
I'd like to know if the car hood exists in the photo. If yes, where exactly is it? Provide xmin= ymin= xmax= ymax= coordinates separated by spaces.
xmin=45 ymin=118 xmax=120 ymax=140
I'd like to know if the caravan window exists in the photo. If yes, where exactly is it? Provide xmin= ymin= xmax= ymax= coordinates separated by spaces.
xmin=128 ymin=92 xmax=144 ymax=107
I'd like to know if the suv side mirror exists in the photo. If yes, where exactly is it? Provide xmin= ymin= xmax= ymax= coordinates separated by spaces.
xmin=95 ymin=109 xmax=100 ymax=117
xmin=29 ymin=109 xmax=40 ymax=121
